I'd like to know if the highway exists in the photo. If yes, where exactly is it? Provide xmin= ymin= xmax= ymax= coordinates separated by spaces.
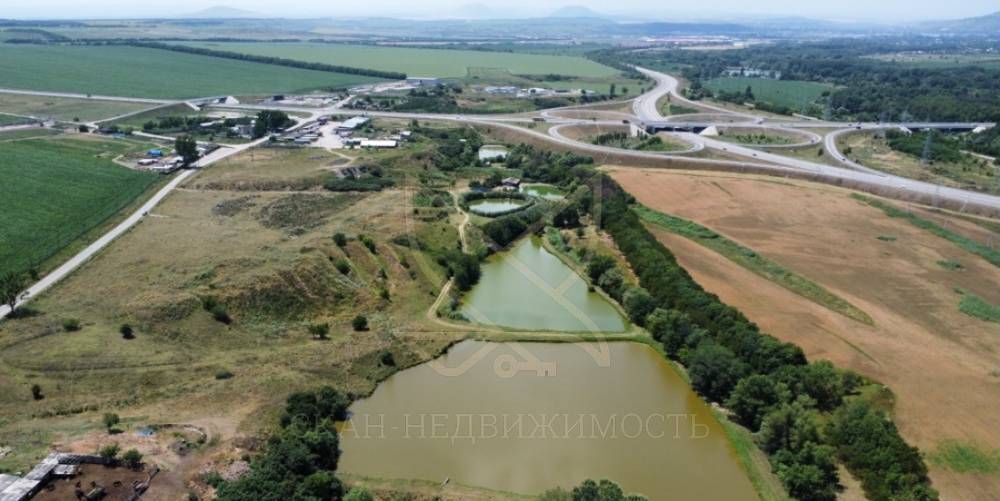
xmin=3 ymin=72 xmax=1000 ymax=318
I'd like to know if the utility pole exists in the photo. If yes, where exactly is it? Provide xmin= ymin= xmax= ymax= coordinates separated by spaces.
xmin=921 ymin=130 xmax=934 ymax=166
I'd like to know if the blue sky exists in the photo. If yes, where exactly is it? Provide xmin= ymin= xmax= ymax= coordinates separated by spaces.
xmin=2 ymin=0 xmax=997 ymax=21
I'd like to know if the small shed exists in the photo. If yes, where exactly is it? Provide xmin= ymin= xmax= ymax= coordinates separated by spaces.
xmin=147 ymin=149 xmax=163 ymax=158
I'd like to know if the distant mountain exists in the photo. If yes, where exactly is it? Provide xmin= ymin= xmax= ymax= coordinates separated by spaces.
xmin=547 ymin=5 xmax=606 ymax=19
xmin=181 ymin=6 xmax=263 ymax=19
xmin=918 ymin=11 xmax=1000 ymax=33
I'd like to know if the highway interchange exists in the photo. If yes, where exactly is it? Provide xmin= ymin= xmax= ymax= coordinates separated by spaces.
xmin=2 ymin=67 xmax=999 ymax=318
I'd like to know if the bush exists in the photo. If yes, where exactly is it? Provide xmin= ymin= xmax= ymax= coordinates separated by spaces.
xmin=119 ymin=323 xmax=134 ymax=340
xmin=30 ymin=384 xmax=43 ymax=400
xmin=333 ymin=258 xmax=351 ymax=275
xmin=62 ymin=318 xmax=81 ymax=332
xmin=215 ymin=370 xmax=234 ymax=380
xmin=309 ymin=322 xmax=330 ymax=340
xmin=210 ymin=305 xmax=232 ymax=324
xmin=359 ymin=234 xmax=377 ymax=254
xmin=99 ymin=443 xmax=121 ymax=461
xmin=333 ymin=233 xmax=347 ymax=247
xmin=344 ymin=487 xmax=374 ymax=501
xmin=122 ymin=448 xmax=143 ymax=470
xmin=103 ymin=412 xmax=121 ymax=433
xmin=352 ymin=315 xmax=368 ymax=331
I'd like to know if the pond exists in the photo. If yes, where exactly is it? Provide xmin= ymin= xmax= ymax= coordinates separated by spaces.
xmin=338 ymin=341 xmax=758 ymax=501
xmin=460 ymin=238 xmax=626 ymax=332
xmin=521 ymin=183 xmax=566 ymax=201
xmin=467 ymin=198 xmax=529 ymax=216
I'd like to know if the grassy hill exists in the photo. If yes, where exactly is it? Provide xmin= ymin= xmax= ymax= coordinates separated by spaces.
xmin=0 ymin=44 xmax=385 ymax=99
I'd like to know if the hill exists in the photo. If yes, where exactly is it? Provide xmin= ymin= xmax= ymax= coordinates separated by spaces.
xmin=918 ymin=11 xmax=1000 ymax=33
xmin=548 ymin=5 xmax=606 ymax=18
xmin=181 ymin=6 xmax=263 ymax=19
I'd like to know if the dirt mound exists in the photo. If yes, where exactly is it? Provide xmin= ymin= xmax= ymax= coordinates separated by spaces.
xmin=127 ymin=291 xmax=201 ymax=323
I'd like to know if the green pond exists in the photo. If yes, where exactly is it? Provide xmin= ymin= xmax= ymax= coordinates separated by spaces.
xmin=338 ymin=341 xmax=758 ymax=500
xmin=467 ymin=198 xmax=528 ymax=216
xmin=521 ymin=183 xmax=565 ymax=200
xmin=460 ymin=238 xmax=627 ymax=332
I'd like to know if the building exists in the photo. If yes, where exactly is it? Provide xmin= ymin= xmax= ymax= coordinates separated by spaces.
xmin=147 ymin=149 xmax=163 ymax=158
xmin=478 ymin=145 xmax=508 ymax=163
xmin=0 ymin=453 xmax=109 ymax=501
xmin=360 ymin=139 xmax=398 ymax=148
xmin=501 ymin=177 xmax=521 ymax=189
xmin=407 ymin=77 xmax=441 ymax=87
xmin=337 ymin=116 xmax=370 ymax=133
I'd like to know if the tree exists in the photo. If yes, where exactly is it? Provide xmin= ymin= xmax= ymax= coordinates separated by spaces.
xmin=744 ymin=85 xmax=755 ymax=101
xmin=332 ymin=232 xmax=347 ymax=247
xmin=103 ymin=412 xmax=121 ymax=433
xmin=31 ymin=384 xmax=43 ymax=401
xmin=757 ymin=399 xmax=820 ymax=455
xmin=99 ymin=443 xmax=121 ymax=462
xmin=645 ymin=308 xmax=694 ymax=357
xmin=622 ymin=287 xmax=655 ymax=325
xmin=596 ymin=268 xmax=625 ymax=300
xmin=120 ymin=324 xmax=135 ymax=340
xmin=609 ymin=84 xmax=617 ymax=98
xmin=352 ymin=315 xmax=368 ymax=331
xmin=308 ymin=322 xmax=330 ymax=340
xmin=175 ymin=135 xmax=199 ymax=166
xmin=687 ymin=342 xmax=748 ymax=402
xmin=725 ymin=374 xmax=785 ymax=431
xmin=254 ymin=110 xmax=292 ymax=138
xmin=0 ymin=271 xmax=27 ymax=311
xmin=444 ymin=251 xmax=481 ymax=291
xmin=586 ymin=254 xmax=616 ymax=283
xmin=122 ymin=448 xmax=143 ymax=470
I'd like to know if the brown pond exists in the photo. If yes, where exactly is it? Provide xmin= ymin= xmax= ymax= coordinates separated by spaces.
xmin=338 ymin=341 xmax=757 ymax=500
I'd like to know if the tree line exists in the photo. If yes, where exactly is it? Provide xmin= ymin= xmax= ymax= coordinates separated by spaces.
xmin=604 ymin=38 xmax=1000 ymax=122
xmin=588 ymin=174 xmax=937 ymax=501
xmin=96 ymin=41 xmax=408 ymax=81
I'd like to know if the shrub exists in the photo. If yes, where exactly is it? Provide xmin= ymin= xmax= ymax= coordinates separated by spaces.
xmin=30 ymin=384 xmax=43 ymax=400
xmin=359 ymin=234 xmax=377 ymax=254
xmin=122 ymin=448 xmax=143 ymax=469
xmin=62 ymin=318 xmax=81 ymax=332
xmin=344 ymin=487 xmax=374 ymax=501
xmin=119 ymin=324 xmax=134 ymax=340
xmin=352 ymin=315 xmax=368 ymax=331
xmin=333 ymin=258 xmax=351 ymax=275
xmin=215 ymin=370 xmax=234 ymax=380
xmin=308 ymin=322 xmax=330 ymax=340
xmin=99 ymin=443 xmax=121 ymax=461
xmin=333 ymin=233 xmax=347 ymax=247
xmin=103 ymin=412 xmax=120 ymax=433
xmin=210 ymin=305 xmax=232 ymax=324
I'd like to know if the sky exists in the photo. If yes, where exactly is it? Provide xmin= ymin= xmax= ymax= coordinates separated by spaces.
xmin=2 ymin=0 xmax=997 ymax=22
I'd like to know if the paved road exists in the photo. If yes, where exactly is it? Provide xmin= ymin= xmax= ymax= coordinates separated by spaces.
xmin=630 ymin=67 xmax=1000 ymax=211
xmin=0 ymin=88 xmax=173 ymax=105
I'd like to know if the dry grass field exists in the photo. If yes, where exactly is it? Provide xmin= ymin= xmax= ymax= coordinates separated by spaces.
xmin=610 ymin=168 xmax=1000 ymax=500
xmin=0 ymin=143 xmax=464 ymax=495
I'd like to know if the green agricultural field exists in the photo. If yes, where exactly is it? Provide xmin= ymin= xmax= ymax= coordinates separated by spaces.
xmin=705 ymin=77 xmax=832 ymax=109
xmin=179 ymin=42 xmax=618 ymax=78
xmin=0 ymin=113 xmax=30 ymax=126
xmin=0 ymin=45 xmax=385 ymax=99
xmin=0 ymin=134 xmax=159 ymax=275
xmin=0 ymin=92 xmax=153 ymax=122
